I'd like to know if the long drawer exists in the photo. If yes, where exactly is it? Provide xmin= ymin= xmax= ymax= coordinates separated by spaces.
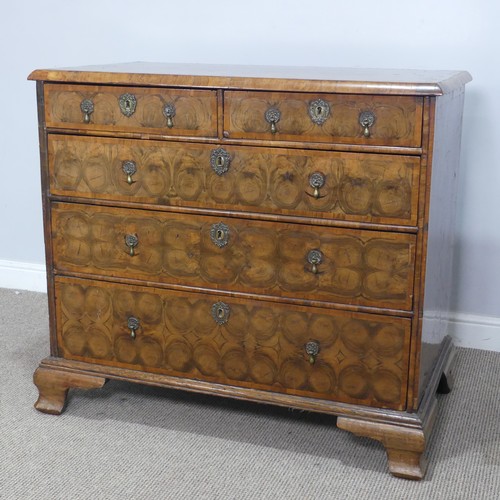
xmin=51 ymin=202 xmax=416 ymax=310
xmin=224 ymin=90 xmax=423 ymax=147
xmin=48 ymin=134 xmax=420 ymax=226
xmin=55 ymin=276 xmax=411 ymax=410
xmin=44 ymin=84 xmax=218 ymax=137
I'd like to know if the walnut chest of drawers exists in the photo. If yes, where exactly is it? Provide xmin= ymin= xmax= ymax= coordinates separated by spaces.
xmin=29 ymin=63 xmax=471 ymax=479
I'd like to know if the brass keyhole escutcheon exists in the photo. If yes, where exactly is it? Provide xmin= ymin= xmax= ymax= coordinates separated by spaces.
xmin=211 ymin=301 xmax=230 ymax=325
xmin=210 ymin=222 xmax=230 ymax=248
xmin=308 ymin=99 xmax=330 ymax=125
xmin=210 ymin=148 xmax=231 ymax=176
xmin=119 ymin=93 xmax=137 ymax=117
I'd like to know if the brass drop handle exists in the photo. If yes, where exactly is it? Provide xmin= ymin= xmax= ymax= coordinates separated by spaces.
xmin=127 ymin=316 xmax=140 ymax=339
xmin=122 ymin=160 xmax=137 ymax=185
xmin=211 ymin=301 xmax=230 ymax=325
xmin=359 ymin=110 xmax=376 ymax=138
xmin=305 ymin=340 xmax=320 ymax=365
xmin=80 ymin=99 xmax=94 ymax=124
xmin=309 ymin=172 xmax=326 ymax=199
xmin=125 ymin=234 xmax=139 ymax=256
xmin=307 ymin=249 xmax=323 ymax=274
xmin=163 ymin=103 xmax=176 ymax=128
xmin=210 ymin=148 xmax=231 ymax=175
xmin=265 ymin=108 xmax=281 ymax=134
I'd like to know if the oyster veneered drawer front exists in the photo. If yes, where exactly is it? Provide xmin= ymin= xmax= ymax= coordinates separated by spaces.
xmin=55 ymin=277 xmax=411 ymax=410
xmin=48 ymin=135 xmax=420 ymax=226
xmin=224 ymin=91 xmax=423 ymax=147
xmin=44 ymin=84 xmax=218 ymax=137
xmin=51 ymin=203 xmax=416 ymax=310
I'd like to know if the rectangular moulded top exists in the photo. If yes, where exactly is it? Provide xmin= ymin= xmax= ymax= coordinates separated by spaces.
xmin=28 ymin=62 xmax=472 ymax=96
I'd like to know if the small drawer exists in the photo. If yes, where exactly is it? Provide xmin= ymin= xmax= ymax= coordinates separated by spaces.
xmin=44 ymin=84 xmax=218 ymax=137
xmin=48 ymin=134 xmax=420 ymax=226
xmin=51 ymin=203 xmax=416 ymax=310
xmin=224 ymin=91 xmax=423 ymax=147
xmin=55 ymin=277 xmax=411 ymax=410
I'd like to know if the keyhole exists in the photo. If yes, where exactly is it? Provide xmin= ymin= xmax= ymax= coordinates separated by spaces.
xmin=317 ymin=106 xmax=323 ymax=115
xmin=217 ymin=307 xmax=224 ymax=319
xmin=125 ymin=99 xmax=131 ymax=110
xmin=217 ymin=156 xmax=224 ymax=167
xmin=216 ymin=229 xmax=224 ymax=240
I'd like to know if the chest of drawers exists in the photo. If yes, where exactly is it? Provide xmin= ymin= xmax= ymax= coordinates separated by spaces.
xmin=29 ymin=63 xmax=471 ymax=479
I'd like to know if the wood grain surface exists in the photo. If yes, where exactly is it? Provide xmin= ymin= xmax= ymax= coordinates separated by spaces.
xmin=224 ymin=91 xmax=423 ymax=147
xmin=54 ymin=276 xmax=411 ymax=410
xmin=29 ymin=63 xmax=471 ymax=479
xmin=28 ymin=63 xmax=472 ymax=96
xmin=48 ymin=134 xmax=420 ymax=225
xmin=44 ymin=84 xmax=217 ymax=137
xmin=33 ymin=365 xmax=106 ymax=415
xmin=51 ymin=202 xmax=416 ymax=310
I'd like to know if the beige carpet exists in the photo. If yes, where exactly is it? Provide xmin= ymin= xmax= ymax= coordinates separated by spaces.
xmin=1 ymin=288 xmax=499 ymax=499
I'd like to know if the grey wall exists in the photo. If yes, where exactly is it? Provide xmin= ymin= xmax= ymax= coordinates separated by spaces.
xmin=2 ymin=0 xmax=499 ymax=319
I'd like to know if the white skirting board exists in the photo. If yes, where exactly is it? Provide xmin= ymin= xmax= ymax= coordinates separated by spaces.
xmin=0 ymin=259 xmax=47 ymax=293
xmin=1 ymin=259 xmax=499 ymax=352
xmin=447 ymin=313 xmax=500 ymax=352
